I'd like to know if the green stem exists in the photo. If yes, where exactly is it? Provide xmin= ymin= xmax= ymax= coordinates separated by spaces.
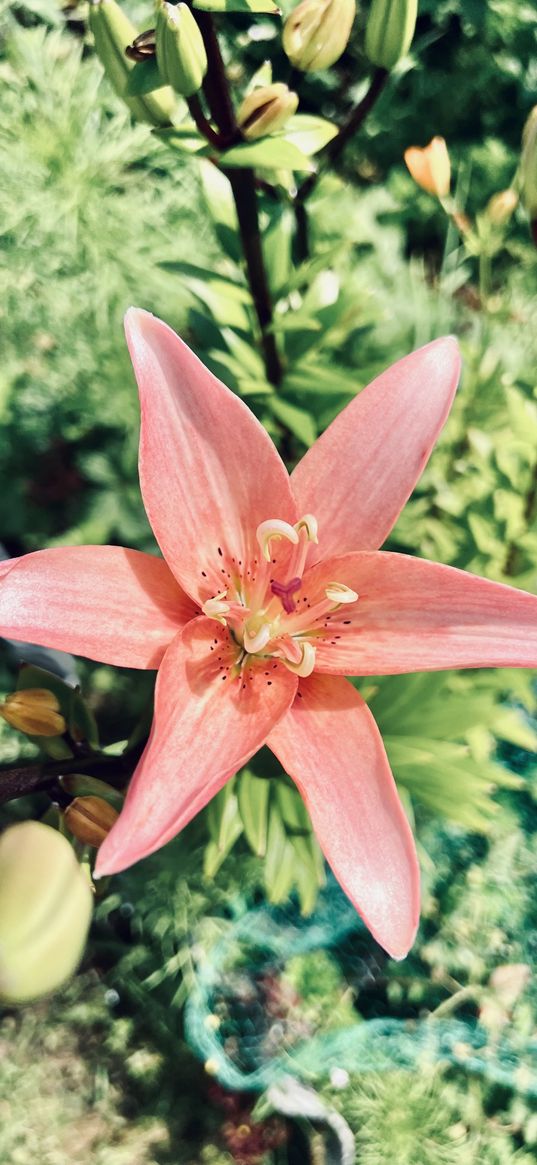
xmin=0 ymin=746 xmax=142 ymax=806
xmin=186 ymin=93 xmax=224 ymax=150
xmin=194 ymin=13 xmax=283 ymax=384
xmin=294 ymin=68 xmax=388 ymax=261
xmin=479 ymin=248 xmax=492 ymax=307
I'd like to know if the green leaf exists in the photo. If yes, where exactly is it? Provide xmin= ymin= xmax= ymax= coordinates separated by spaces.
xmin=282 ymin=362 xmax=358 ymax=397
xmin=283 ymin=114 xmax=338 ymax=156
xmin=237 ymin=768 xmax=270 ymax=856
xmin=194 ymin=0 xmax=279 ymax=10
xmin=270 ymin=397 xmax=317 ymax=446
xmin=198 ymin=160 xmax=241 ymax=262
xmin=183 ymin=279 xmax=252 ymax=330
xmin=263 ymin=207 xmax=294 ymax=298
xmin=206 ymin=778 xmax=241 ymax=847
xmin=264 ymin=809 xmax=296 ymax=904
xmin=221 ymin=327 xmax=264 ymax=378
xmin=126 ymin=60 xmax=166 ymax=97
xmin=205 ymin=780 xmax=243 ymax=876
xmin=221 ymin=138 xmax=314 ymax=173
xmin=60 ymin=774 xmax=124 ymax=811
xmin=155 ymin=124 xmax=207 ymax=155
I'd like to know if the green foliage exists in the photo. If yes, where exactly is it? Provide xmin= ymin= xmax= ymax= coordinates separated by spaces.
xmin=0 ymin=16 xmax=214 ymax=550
xmin=2 ymin=2 xmax=537 ymax=1159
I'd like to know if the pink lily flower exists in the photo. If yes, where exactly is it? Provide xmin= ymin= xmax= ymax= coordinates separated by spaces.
xmin=2 ymin=311 xmax=537 ymax=960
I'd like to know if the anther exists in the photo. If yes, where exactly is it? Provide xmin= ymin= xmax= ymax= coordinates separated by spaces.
xmin=324 ymin=583 xmax=359 ymax=605
xmin=282 ymin=641 xmax=316 ymax=678
xmin=243 ymin=623 xmax=272 ymax=654
xmin=256 ymin=519 xmax=299 ymax=562
xmin=294 ymin=514 xmax=318 ymax=543
xmin=202 ymin=592 xmax=230 ymax=625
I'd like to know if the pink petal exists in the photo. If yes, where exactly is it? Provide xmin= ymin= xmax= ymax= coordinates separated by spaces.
xmin=0 ymin=547 xmax=194 ymax=668
xmin=291 ymin=338 xmax=461 ymax=558
xmin=267 ymin=673 xmax=420 ymax=959
xmin=125 ymin=309 xmax=297 ymax=603
xmin=95 ymin=617 xmax=297 ymax=875
xmin=303 ymin=551 xmax=537 ymax=674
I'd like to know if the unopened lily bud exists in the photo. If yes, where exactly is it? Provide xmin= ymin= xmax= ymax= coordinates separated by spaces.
xmin=89 ymin=0 xmax=176 ymax=126
xmin=64 ymin=795 xmax=119 ymax=848
xmin=155 ymin=2 xmax=207 ymax=98
xmin=520 ymin=105 xmax=537 ymax=243
xmin=365 ymin=0 xmax=417 ymax=70
xmin=282 ymin=0 xmax=356 ymax=72
xmin=237 ymin=84 xmax=299 ymax=141
xmin=0 ymin=822 xmax=93 ymax=1003
xmin=486 ymin=188 xmax=518 ymax=227
xmin=404 ymin=136 xmax=451 ymax=199
xmin=0 ymin=688 xmax=66 ymax=737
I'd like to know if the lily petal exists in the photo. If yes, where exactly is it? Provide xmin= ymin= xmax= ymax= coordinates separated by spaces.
xmin=304 ymin=552 xmax=537 ymax=674
xmin=95 ymin=617 xmax=297 ymax=876
xmin=291 ymin=338 xmax=461 ymax=558
xmin=0 ymin=547 xmax=194 ymax=668
xmin=125 ymin=309 xmax=297 ymax=603
xmin=267 ymin=674 xmax=420 ymax=959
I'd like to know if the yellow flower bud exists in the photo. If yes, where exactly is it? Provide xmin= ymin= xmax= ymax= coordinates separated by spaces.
xmin=155 ymin=2 xmax=207 ymax=99
xmin=365 ymin=0 xmax=418 ymax=71
xmin=283 ymin=0 xmax=356 ymax=73
xmin=486 ymin=188 xmax=518 ymax=227
xmin=64 ymin=795 xmax=119 ymax=848
xmin=0 ymin=688 xmax=66 ymax=737
xmin=404 ymin=136 xmax=451 ymax=199
xmin=237 ymin=84 xmax=299 ymax=141
xmin=520 ymin=105 xmax=537 ymax=242
xmin=0 ymin=822 xmax=93 ymax=1003
xmin=89 ymin=0 xmax=176 ymax=126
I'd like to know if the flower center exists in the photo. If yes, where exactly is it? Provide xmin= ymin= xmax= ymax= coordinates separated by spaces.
xmin=200 ymin=514 xmax=358 ymax=678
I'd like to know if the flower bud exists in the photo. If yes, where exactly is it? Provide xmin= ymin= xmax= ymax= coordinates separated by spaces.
xmin=237 ymin=84 xmax=299 ymax=141
xmin=365 ymin=0 xmax=417 ymax=71
xmin=0 ymin=688 xmax=66 ymax=737
xmin=89 ymin=0 xmax=176 ymax=126
xmin=520 ymin=105 xmax=537 ymax=242
xmin=486 ymin=188 xmax=518 ymax=227
xmin=0 ymin=822 xmax=93 ymax=1003
xmin=282 ymin=0 xmax=356 ymax=72
xmin=155 ymin=2 xmax=207 ymax=98
xmin=64 ymin=795 xmax=119 ymax=848
xmin=404 ymin=136 xmax=451 ymax=199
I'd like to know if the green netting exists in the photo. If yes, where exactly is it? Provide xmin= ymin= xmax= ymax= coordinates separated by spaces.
xmin=184 ymin=877 xmax=537 ymax=1095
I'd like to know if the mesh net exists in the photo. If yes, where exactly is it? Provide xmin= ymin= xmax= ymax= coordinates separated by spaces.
xmin=184 ymin=876 xmax=537 ymax=1096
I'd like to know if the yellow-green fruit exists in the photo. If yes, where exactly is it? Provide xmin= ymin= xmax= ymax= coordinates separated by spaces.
xmin=283 ymin=0 xmax=356 ymax=72
xmin=237 ymin=84 xmax=299 ymax=140
xmin=0 ymin=688 xmax=66 ymax=737
xmin=155 ymin=2 xmax=207 ymax=98
xmin=365 ymin=0 xmax=418 ymax=70
xmin=0 ymin=822 xmax=93 ymax=1003
xmin=89 ymin=0 xmax=176 ymax=126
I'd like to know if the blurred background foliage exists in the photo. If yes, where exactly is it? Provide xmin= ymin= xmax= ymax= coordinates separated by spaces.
xmin=1 ymin=0 xmax=537 ymax=1160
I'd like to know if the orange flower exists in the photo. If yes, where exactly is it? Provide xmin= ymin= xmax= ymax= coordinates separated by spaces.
xmin=404 ymin=136 xmax=451 ymax=198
